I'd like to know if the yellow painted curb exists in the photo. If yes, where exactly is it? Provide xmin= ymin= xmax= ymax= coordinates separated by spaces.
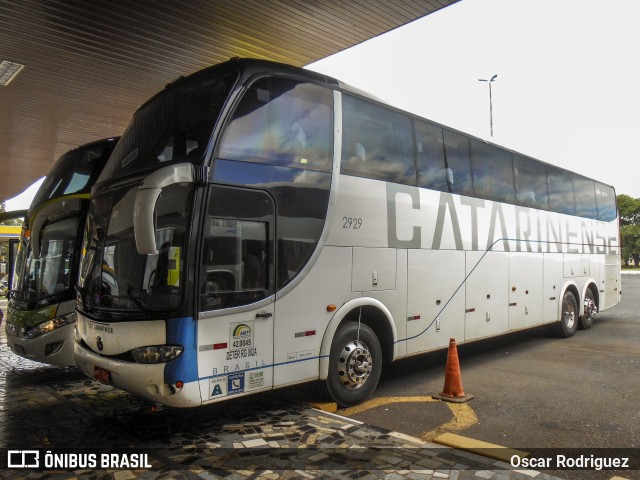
xmin=339 ymin=395 xmax=438 ymax=416
xmin=289 ymin=391 xmax=339 ymax=413
xmin=421 ymin=401 xmax=478 ymax=441
xmin=308 ymin=400 xmax=338 ymax=413
xmin=433 ymin=432 xmax=529 ymax=463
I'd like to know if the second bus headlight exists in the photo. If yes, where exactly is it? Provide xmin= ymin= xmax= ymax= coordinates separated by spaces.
xmin=25 ymin=312 xmax=76 ymax=339
xmin=131 ymin=345 xmax=183 ymax=364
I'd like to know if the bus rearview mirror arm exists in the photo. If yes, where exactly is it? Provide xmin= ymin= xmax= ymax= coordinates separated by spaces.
xmin=133 ymin=163 xmax=194 ymax=255
xmin=31 ymin=197 xmax=82 ymax=259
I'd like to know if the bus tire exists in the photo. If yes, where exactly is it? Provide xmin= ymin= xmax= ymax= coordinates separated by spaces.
xmin=579 ymin=289 xmax=596 ymax=330
xmin=552 ymin=291 xmax=578 ymax=338
xmin=323 ymin=321 xmax=382 ymax=407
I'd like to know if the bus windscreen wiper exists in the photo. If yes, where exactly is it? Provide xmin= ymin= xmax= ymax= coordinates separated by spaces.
xmin=38 ymin=290 xmax=57 ymax=303
xmin=8 ymin=289 xmax=57 ymax=304
xmin=98 ymin=293 xmax=152 ymax=316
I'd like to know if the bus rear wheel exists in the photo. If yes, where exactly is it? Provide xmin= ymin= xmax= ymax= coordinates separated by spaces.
xmin=552 ymin=291 xmax=578 ymax=338
xmin=324 ymin=321 xmax=381 ymax=407
xmin=579 ymin=289 xmax=597 ymax=330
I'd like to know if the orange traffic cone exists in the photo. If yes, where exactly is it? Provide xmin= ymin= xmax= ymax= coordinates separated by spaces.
xmin=433 ymin=338 xmax=474 ymax=403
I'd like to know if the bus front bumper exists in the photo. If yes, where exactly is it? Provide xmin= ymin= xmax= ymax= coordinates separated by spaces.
xmin=73 ymin=341 xmax=202 ymax=408
xmin=5 ymin=322 xmax=76 ymax=367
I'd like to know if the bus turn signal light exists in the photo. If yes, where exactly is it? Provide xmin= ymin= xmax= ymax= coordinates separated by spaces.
xmin=326 ymin=304 xmax=336 ymax=312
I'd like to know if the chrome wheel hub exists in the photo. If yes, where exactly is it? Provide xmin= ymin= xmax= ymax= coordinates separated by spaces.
xmin=564 ymin=301 xmax=576 ymax=329
xmin=338 ymin=340 xmax=372 ymax=390
xmin=584 ymin=297 xmax=598 ymax=320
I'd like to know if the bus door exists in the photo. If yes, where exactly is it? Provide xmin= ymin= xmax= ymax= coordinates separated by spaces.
xmin=197 ymin=186 xmax=276 ymax=403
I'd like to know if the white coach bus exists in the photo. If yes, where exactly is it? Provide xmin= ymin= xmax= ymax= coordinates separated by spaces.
xmin=74 ymin=59 xmax=620 ymax=407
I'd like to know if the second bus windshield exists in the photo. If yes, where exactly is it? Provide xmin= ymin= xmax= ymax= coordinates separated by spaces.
xmin=12 ymin=216 xmax=79 ymax=308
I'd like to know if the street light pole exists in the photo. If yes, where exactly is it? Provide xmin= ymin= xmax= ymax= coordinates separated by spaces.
xmin=478 ymin=74 xmax=497 ymax=137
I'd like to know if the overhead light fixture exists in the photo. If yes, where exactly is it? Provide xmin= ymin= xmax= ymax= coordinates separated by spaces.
xmin=0 ymin=60 xmax=25 ymax=86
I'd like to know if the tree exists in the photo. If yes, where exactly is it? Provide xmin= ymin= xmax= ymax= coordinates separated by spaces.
xmin=621 ymin=224 xmax=640 ymax=267
xmin=617 ymin=194 xmax=640 ymax=226
xmin=618 ymin=194 xmax=640 ymax=267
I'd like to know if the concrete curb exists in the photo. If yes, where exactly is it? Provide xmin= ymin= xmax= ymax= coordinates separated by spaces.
xmin=433 ymin=432 xmax=528 ymax=463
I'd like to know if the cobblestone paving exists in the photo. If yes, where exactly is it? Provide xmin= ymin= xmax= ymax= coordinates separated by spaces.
xmin=0 ymin=302 xmax=562 ymax=480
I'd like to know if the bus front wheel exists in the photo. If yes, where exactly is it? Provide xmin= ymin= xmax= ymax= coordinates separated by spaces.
xmin=324 ymin=321 xmax=382 ymax=407
xmin=552 ymin=291 xmax=578 ymax=338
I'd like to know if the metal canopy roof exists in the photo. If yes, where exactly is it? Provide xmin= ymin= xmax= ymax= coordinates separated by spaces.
xmin=0 ymin=0 xmax=458 ymax=204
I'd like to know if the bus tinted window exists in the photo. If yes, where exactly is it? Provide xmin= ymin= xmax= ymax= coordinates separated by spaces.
xmin=573 ymin=175 xmax=597 ymax=218
xmin=200 ymin=186 xmax=274 ymax=310
xmin=547 ymin=166 xmax=576 ymax=215
xmin=415 ymin=121 xmax=448 ymax=192
xmin=442 ymin=128 xmax=473 ymax=196
xmin=513 ymin=154 xmax=549 ymax=210
xmin=595 ymin=182 xmax=617 ymax=221
xmin=219 ymin=77 xmax=333 ymax=172
xmin=101 ymin=72 xmax=236 ymax=182
xmin=341 ymin=95 xmax=414 ymax=185
xmin=32 ymin=139 xmax=117 ymax=209
xmin=470 ymin=140 xmax=515 ymax=203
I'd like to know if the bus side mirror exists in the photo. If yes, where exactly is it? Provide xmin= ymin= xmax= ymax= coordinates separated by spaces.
xmin=133 ymin=163 xmax=194 ymax=255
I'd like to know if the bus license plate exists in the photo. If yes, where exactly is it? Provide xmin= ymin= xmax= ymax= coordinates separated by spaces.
xmin=94 ymin=366 xmax=110 ymax=383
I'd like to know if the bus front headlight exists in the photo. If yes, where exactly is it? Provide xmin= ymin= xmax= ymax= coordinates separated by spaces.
xmin=23 ymin=313 xmax=76 ymax=339
xmin=131 ymin=345 xmax=183 ymax=364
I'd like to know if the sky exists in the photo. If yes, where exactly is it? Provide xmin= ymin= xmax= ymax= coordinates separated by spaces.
xmin=5 ymin=0 xmax=639 ymax=211
xmin=4 ymin=177 xmax=44 ymax=211
xmin=307 ymin=0 xmax=640 ymax=199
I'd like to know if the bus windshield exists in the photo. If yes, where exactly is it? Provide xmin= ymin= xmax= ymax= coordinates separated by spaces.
xmin=31 ymin=139 xmax=118 ymax=208
xmin=77 ymin=183 xmax=194 ymax=318
xmin=11 ymin=216 xmax=79 ymax=309
xmin=97 ymin=69 xmax=238 ymax=183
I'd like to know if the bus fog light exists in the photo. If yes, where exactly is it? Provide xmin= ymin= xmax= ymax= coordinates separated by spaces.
xmin=131 ymin=345 xmax=183 ymax=364
xmin=45 ymin=341 xmax=64 ymax=356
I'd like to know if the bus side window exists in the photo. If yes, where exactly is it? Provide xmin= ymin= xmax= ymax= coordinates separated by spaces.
xmin=514 ymin=154 xmax=549 ymax=210
xmin=573 ymin=174 xmax=597 ymax=219
xmin=415 ymin=120 xmax=448 ymax=192
xmin=341 ymin=95 xmax=415 ymax=185
xmin=442 ymin=128 xmax=473 ymax=197
xmin=200 ymin=186 xmax=274 ymax=311
xmin=201 ymin=218 xmax=270 ymax=310
xmin=470 ymin=139 xmax=515 ymax=204
xmin=218 ymin=77 xmax=333 ymax=172
xmin=547 ymin=166 xmax=576 ymax=215
xmin=595 ymin=182 xmax=617 ymax=221
xmin=345 ymin=142 xmax=366 ymax=168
